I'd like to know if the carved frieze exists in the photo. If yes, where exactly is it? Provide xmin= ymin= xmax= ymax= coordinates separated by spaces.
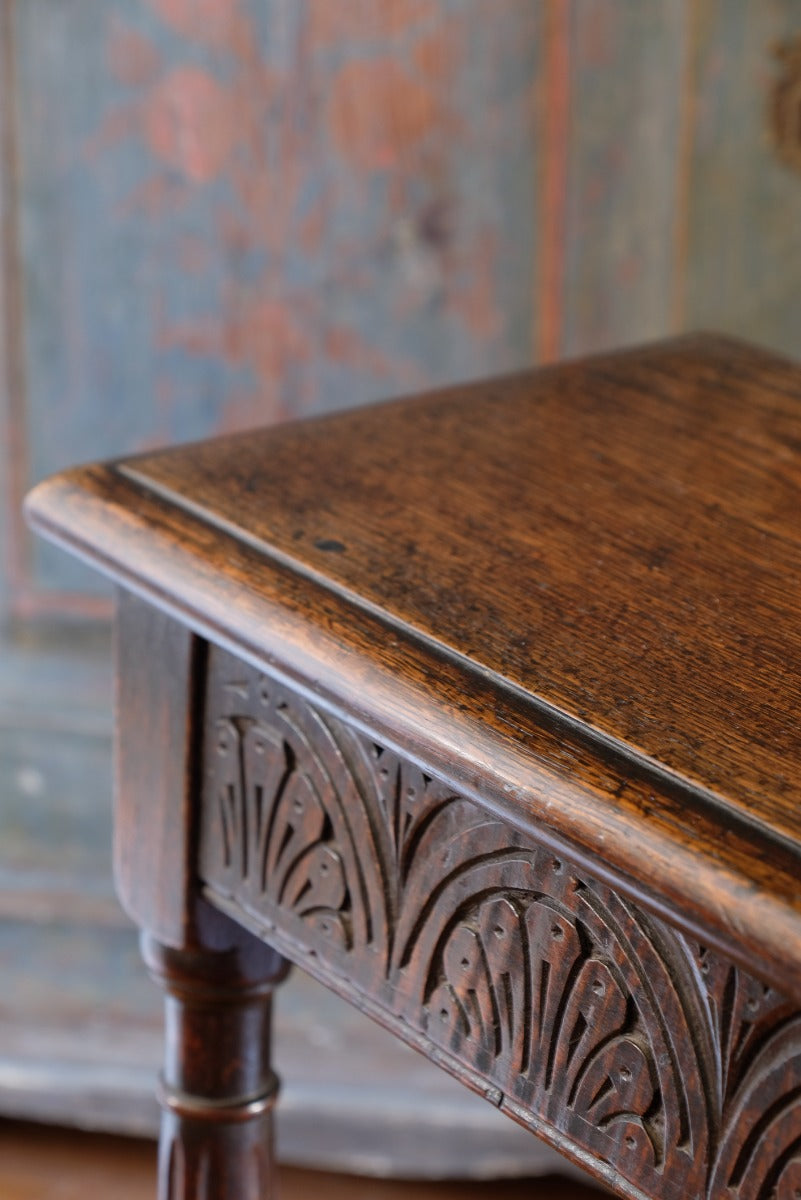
xmin=199 ymin=650 xmax=801 ymax=1200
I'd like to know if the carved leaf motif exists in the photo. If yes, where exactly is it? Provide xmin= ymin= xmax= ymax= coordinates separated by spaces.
xmin=421 ymin=891 xmax=667 ymax=1175
xmin=203 ymin=666 xmax=396 ymax=958
xmin=200 ymin=649 xmax=801 ymax=1200
xmin=708 ymin=1016 xmax=801 ymax=1200
xmin=208 ymin=709 xmax=353 ymax=950
xmin=524 ymin=901 xmax=586 ymax=1072
xmin=572 ymin=1032 xmax=653 ymax=1130
xmin=775 ymin=1156 xmax=801 ymax=1200
xmin=689 ymin=941 xmax=785 ymax=1106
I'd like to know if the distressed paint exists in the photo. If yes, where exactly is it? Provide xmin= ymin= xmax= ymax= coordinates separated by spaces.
xmin=0 ymin=0 xmax=28 ymax=617
xmin=559 ymin=0 xmax=690 ymax=357
xmin=9 ymin=0 xmax=541 ymax=602
xmin=681 ymin=0 xmax=801 ymax=358
xmin=537 ymin=0 xmax=571 ymax=363
xmin=0 ymin=723 xmax=117 ymax=922
xmin=8 ymin=1 xmax=801 ymax=608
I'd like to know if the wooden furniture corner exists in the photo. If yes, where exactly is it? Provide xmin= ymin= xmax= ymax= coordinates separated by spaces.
xmin=25 ymin=334 xmax=801 ymax=1200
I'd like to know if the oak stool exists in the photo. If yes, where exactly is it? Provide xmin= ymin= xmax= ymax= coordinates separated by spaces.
xmin=25 ymin=335 xmax=801 ymax=1200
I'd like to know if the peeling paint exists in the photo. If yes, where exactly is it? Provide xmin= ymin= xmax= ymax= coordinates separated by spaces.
xmin=13 ymin=0 xmax=539 ymax=599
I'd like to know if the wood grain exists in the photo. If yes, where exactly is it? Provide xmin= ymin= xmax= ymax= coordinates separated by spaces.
xmin=114 ymin=591 xmax=205 ymax=946
xmin=198 ymin=650 xmax=801 ymax=1200
xmin=141 ymin=911 xmax=288 ymax=1200
xmin=115 ymin=335 xmax=801 ymax=839
xmin=24 ymin=335 xmax=801 ymax=996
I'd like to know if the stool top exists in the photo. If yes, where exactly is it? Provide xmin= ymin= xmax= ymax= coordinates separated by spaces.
xmin=26 ymin=333 xmax=801 ymax=994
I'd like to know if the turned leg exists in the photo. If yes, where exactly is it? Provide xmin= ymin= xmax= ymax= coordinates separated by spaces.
xmin=141 ymin=906 xmax=289 ymax=1200
xmin=112 ymin=598 xmax=290 ymax=1197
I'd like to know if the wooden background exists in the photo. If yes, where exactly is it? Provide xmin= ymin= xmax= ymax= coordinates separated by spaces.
xmin=1 ymin=0 xmax=801 ymax=1162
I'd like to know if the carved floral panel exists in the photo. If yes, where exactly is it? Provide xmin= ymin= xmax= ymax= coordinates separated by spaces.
xmin=199 ymin=649 xmax=801 ymax=1200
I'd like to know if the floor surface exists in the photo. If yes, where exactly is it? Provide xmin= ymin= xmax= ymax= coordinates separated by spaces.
xmin=0 ymin=1121 xmax=609 ymax=1199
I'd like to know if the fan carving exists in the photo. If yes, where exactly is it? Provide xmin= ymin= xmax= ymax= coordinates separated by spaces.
xmin=199 ymin=651 xmax=801 ymax=1200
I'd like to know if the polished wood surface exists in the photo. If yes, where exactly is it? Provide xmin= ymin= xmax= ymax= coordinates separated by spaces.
xmin=24 ymin=335 xmax=801 ymax=1199
xmin=196 ymin=647 xmax=801 ymax=1200
xmin=141 ymin=915 xmax=287 ymax=1200
xmin=117 ymin=334 xmax=801 ymax=836
xmin=25 ymin=335 xmax=801 ymax=994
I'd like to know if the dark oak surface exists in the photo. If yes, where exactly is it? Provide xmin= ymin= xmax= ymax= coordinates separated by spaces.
xmin=195 ymin=646 xmax=801 ymax=1200
xmin=25 ymin=334 xmax=801 ymax=996
xmin=120 ymin=333 xmax=801 ymax=830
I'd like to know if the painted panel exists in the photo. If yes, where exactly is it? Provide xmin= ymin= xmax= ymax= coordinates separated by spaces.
xmin=0 ymin=724 xmax=116 ymax=921
xmin=681 ymin=0 xmax=801 ymax=359
xmin=9 ymin=0 xmax=542 ymax=600
xmin=559 ymin=0 xmax=689 ymax=357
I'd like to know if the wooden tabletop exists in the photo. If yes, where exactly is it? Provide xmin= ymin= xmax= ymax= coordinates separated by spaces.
xmin=25 ymin=333 xmax=801 ymax=996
